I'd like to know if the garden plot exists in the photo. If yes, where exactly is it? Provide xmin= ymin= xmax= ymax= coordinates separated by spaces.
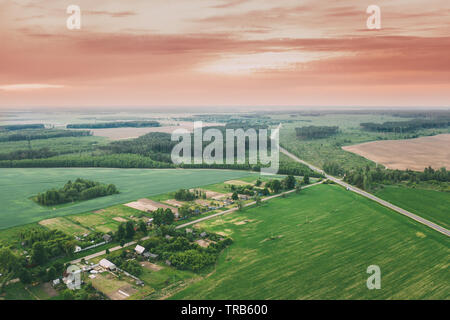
xmin=124 ymin=199 xmax=178 ymax=214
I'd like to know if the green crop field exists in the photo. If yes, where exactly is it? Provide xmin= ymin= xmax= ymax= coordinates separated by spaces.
xmin=172 ymin=184 xmax=450 ymax=299
xmin=0 ymin=168 xmax=253 ymax=230
xmin=375 ymin=186 xmax=450 ymax=230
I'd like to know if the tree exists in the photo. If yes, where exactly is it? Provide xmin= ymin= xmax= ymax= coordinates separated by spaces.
xmin=31 ymin=242 xmax=47 ymax=265
xmin=231 ymin=192 xmax=238 ymax=201
xmin=18 ymin=268 xmax=32 ymax=284
xmin=237 ymin=201 xmax=244 ymax=211
xmin=163 ymin=209 xmax=175 ymax=225
xmin=302 ymin=174 xmax=310 ymax=185
xmin=254 ymin=195 xmax=261 ymax=206
xmin=116 ymin=223 xmax=126 ymax=240
xmin=106 ymin=249 xmax=110 ymax=255
xmin=47 ymin=266 xmax=57 ymax=281
xmin=267 ymin=179 xmax=281 ymax=193
xmin=295 ymin=184 xmax=302 ymax=194
xmin=62 ymin=289 xmax=75 ymax=300
xmin=125 ymin=221 xmax=135 ymax=239
xmin=138 ymin=221 xmax=147 ymax=233
xmin=283 ymin=175 xmax=296 ymax=189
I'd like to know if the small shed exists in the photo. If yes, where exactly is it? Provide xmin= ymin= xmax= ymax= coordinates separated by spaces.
xmin=99 ymin=259 xmax=116 ymax=271
xmin=135 ymin=245 xmax=146 ymax=255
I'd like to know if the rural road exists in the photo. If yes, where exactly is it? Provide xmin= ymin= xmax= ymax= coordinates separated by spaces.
xmin=280 ymin=146 xmax=450 ymax=237
xmin=71 ymin=181 xmax=322 ymax=264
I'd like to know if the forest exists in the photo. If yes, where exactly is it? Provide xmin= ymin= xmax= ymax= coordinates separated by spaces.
xmin=0 ymin=129 xmax=91 ymax=142
xmin=360 ymin=119 xmax=450 ymax=132
xmin=295 ymin=126 xmax=339 ymax=139
xmin=66 ymin=120 xmax=160 ymax=129
xmin=35 ymin=178 xmax=119 ymax=206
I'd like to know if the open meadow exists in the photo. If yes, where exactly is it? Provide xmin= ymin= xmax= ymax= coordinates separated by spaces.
xmin=172 ymin=184 xmax=450 ymax=299
xmin=375 ymin=185 xmax=450 ymax=230
xmin=0 ymin=168 xmax=253 ymax=230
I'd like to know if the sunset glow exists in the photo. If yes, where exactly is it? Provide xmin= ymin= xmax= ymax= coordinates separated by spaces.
xmin=1 ymin=0 xmax=449 ymax=108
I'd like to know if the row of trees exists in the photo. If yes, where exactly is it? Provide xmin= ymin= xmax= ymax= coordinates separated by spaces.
xmin=67 ymin=120 xmax=160 ymax=129
xmin=174 ymin=189 xmax=196 ymax=201
xmin=344 ymin=165 xmax=450 ymax=190
xmin=0 ymin=153 xmax=173 ymax=168
xmin=295 ymin=126 xmax=339 ymax=139
xmin=36 ymin=178 xmax=119 ymax=206
xmin=360 ymin=119 xmax=450 ymax=133
xmin=0 ymin=129 xmax=91 ymax=142
xmin=0 ymin=124 xmax=44 ymax=131
xmin=0 ymin=147 xmax=57 ymax=161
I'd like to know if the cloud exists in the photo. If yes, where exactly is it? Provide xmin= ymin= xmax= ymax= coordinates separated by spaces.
xmin=0 ymin=84 xmax=64 ymax=91
xmin=84 ymin=10 xmax=137 ymax=18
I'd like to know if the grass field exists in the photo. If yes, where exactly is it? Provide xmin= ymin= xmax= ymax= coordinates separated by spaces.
xmin=375 ymin=186 xmax=450 ymax=229
xmin=0 ymin=168 xmax=253 ymax=230
xmin=172 ymin=184 xmax=450 ymax=299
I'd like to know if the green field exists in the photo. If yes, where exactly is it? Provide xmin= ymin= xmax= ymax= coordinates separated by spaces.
xmin=375 ymin=186 xmax=450 ymax=229
xmin=0 ymin=168 xmax=253 ymax=230
xmin=172 ymin=184 xmax=449 ymax=299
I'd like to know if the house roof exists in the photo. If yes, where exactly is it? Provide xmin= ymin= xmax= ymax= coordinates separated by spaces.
xmin=99 ymin=259 xmax=116 ymax=269
xmin=135 ymin=244 xmax=146 ymax=254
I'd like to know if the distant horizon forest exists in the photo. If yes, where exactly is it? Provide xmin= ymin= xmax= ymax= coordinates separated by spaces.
xmin=66 ymin=120 xmax=160 ymax=129
xmin=35 ymin=178 xmax=119 ymax=206
xmin=360 ymin=118 xmax=450 ymax=133
xmin=295 ymin=125 xmax=339 ymax=139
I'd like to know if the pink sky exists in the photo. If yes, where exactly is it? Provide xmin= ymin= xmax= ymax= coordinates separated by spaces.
xmin=1 ymin=0 xmax=449 ymax=108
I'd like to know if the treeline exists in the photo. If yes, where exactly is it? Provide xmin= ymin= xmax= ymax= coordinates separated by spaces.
xmin=360 ymin=119 xmax=450 ymax=133
xmin=0 ymin=153 xmax=174 ymax=168
xmin=36 ymin=178 xmax=119 ymax=206
xmin=295 ymin=126 xmax=339 ymax=139
xmin=343 ymin=165 xmax=450 ymax=191
xmin=0 ymin=147 xmax=57 ymax=161
xmin=174 ymin=189 xmax=196 ymax=201
xmin=0 ymin=124 xmax=44 ymax=131
xmin=67 ymin=120 xmax=160 ymax=129
xmin=101 ymin=132 xmax=176 ymax=162
xmin=0 ymin=129 xmax=91 ymax=142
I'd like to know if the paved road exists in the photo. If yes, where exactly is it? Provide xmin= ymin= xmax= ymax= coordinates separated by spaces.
xmin=280 ymin=146 xmax=450 ymax=237
xmin=71 ymin=182 xmax=323 ymax=264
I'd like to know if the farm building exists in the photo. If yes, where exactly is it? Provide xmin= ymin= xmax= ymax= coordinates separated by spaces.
xmin=103 ymin=234 xmax=112 ymax=242
xmin=99 ymin=259 xmax=116 ymax=271
xmin=135 ymin=244 xmax=146 ymax=255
